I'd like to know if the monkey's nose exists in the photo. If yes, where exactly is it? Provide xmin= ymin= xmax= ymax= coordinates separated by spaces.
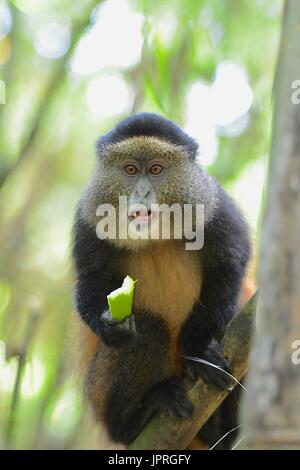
xmin=136 ymin=188 xmax=151 ymax=199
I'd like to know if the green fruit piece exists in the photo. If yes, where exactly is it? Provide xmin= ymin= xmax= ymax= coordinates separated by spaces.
xmin=107 ymin=275 xmax=137 ymax=322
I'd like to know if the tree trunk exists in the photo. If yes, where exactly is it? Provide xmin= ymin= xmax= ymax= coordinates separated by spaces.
xmin=242 ymin=0 xmax=300 ymax=449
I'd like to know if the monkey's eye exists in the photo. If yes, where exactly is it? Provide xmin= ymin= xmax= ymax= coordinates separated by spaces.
xmin=149 ymin=164 xmax=163 ymax=176
xmin=124 ymin=164 xmax=139 ymax=176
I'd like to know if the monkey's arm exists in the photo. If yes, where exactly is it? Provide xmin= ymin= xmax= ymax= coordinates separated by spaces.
xmin=180 ymin=188 xmax=251 ymax=386
xmin=72 ymin=216 xmax=135 ymax=345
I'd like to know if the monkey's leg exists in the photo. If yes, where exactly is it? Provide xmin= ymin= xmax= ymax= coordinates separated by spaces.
xmin=106 ymin=377 xmax=194 ymax=445
xmin=97 ymin=313 xmax=193 ymax=445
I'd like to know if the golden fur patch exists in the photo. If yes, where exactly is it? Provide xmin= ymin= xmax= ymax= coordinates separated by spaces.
xmin=75 ymin=317 xmax=100 ymax=366
xmin=125 ymin=240 xmax=202 ymax=343
xmin=85 ymin=346 xmax=115 ymax=420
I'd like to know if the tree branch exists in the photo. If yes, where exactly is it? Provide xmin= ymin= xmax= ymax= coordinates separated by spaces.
xmin=128 ymin=293 xmax=257 ymax=450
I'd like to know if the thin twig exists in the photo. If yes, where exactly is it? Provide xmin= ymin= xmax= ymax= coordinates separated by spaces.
xmin=4 ymin=310 xmax=41 ymax=448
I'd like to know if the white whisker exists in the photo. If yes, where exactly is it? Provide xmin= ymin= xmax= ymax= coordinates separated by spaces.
xmin=182 ymin=355 xmax=248 ymax=392
xmin=231 ymin=434 xmax=246 ymax=450
xmin=209 ymin=424 xmax=244 ymax=450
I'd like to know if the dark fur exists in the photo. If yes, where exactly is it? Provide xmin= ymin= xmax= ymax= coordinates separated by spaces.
xmin=96 ymin=113 xmax=198 ymax=159
xmin=72 ymin=113 xmax=250 ymax=448
xmin=180 ymin=185 xmax=250 ymax=356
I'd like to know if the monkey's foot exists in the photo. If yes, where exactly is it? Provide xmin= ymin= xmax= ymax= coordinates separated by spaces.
xmin=107 ymin=377 xmax=193 ymax=445
xmin=148 ymin=377 xmax=194 ymax=419
xmin=184 ymin=340 xmax=235 ymax=390
xmin=100 ymin=310 xmax=136 ymax=347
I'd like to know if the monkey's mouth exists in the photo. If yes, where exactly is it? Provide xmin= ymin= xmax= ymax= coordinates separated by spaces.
xmin=128 ymin=206 xmax=157 ymax=225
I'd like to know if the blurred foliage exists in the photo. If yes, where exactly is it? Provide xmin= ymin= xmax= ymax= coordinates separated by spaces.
xmin=0 ymin=0 xmax=282 ymax=449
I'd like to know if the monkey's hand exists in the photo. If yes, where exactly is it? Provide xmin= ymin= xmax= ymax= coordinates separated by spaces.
xmin=184 ymin=340 xmax=235 ymax=390
xmin=99 ymin=310 xmax=136 ymax=347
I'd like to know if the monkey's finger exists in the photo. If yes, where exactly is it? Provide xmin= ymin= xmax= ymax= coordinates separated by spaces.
xmin=101 ymin=322 xmax=136 ymax=347
xmin=204 ymin=350 xmax=231 ymax=373
xmin=125 ymin=314 xmax=136 ymax=333
xmin=194 ymin=363 xmax=235 ymax=390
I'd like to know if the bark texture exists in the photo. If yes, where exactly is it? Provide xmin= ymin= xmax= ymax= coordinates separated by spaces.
xmin=242 ymin=0 xmax=300 ymax=449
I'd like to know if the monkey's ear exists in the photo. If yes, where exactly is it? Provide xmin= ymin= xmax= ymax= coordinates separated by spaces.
xmin=95 ymin=113 xmax=199 ymax=160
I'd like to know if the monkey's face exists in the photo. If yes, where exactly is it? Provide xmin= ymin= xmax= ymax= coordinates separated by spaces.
xmin=81 ymin=136 xmax=215 ymax=249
